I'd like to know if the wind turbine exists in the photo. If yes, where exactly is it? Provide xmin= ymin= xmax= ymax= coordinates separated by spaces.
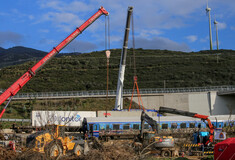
xmin=214 ymin=19 xmax=219 ymax=50
xmin=206 ymin=0 xmax=213 ymax=50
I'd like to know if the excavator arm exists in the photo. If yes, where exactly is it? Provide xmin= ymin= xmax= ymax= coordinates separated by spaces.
xmin=140 ymin=111 xmax=158 ymax=139
xmin=0 ymin=7 xmax=109 ymax=119
xmin=159 ymin=106 xmax=214 ymax=145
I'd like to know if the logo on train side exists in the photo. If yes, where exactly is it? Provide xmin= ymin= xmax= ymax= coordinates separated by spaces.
xmin=61 ymin=114 xmax=81 ymax=122
xmin=103 ymin=113 xmax=111 ymax=116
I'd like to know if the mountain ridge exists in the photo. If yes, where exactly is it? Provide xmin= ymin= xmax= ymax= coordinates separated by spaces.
xmin=0 ymin=47 xmax=234 ymax=92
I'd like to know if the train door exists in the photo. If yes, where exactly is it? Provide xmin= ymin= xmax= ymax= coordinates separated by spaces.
xmin=91 ymin=123 xmax=99 ymax=137
xmin=88 ymin=124 xmax=94 ymax=137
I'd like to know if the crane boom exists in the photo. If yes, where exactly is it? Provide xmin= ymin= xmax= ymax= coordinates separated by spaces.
xmin=0 ymin=7 xmax=109 ymax=119
xmin=114 ymin=6 xmax=133 ymax=110
xmin=159 ymin=106 xmax=214 ymax=145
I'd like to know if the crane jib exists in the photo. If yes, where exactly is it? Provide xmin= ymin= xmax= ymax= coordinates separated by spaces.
xmin=0 ymin=7 xmax=109 ymax=119
xmin=33 ymin=8 xmax=106 ymax=73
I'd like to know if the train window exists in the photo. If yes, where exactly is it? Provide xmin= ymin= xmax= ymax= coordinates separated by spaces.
xmin=123 ymin=124 xmax=130 ymax=130
xmin=113 ymin=124 xmax=120 ymax=130
xmin=94 ymin=124 xmax=99 ymax=130
xmin=171 ymin=123 xmax=177 ymax=129
xmin=189 ymin=123 xmax=195 ymax=128
xmin=162 ymin=124 xmax=168 ymax=129
xmin=224 ymin=123 xmax=227 ymax=127
xmin=144 ymin=124 xmax=149 ymax=129
xmin=106 ymin=125 xmax=110 ymax=130
xmin=219 ymin=123 xmax=222 ymax=128
xmin=198 ymin=123 xmax=202 ymax=128
xmin=133 ymin=124 xmax=140 ymax=130
xmin=180 ymin=123 xmax=186 ymax=128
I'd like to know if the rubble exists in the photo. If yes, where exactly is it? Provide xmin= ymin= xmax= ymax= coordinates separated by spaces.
xmin=78 ymin=140 xmax=137 ymax=160
xmin=15 ymin=149 xmax=47 ymax=160
xmin=0 ymin=147 xmax=18 ymax=160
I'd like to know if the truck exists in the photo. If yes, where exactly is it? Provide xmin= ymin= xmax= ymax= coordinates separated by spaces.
xmin=214 ymin=138 xmax=235 ymax=160
xmin=0 ymin=6 xmax=109 ymax=119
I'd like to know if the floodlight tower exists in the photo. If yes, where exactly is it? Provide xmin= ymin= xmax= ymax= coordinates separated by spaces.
xmin=206 ymin=0 xmax=213 ymax=50
xmin=214 ymin=19 xmax=219 ymax=50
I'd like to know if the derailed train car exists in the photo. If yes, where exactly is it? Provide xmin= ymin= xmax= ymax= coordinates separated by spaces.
xmin=85 ymin=115 xmax=235 ymax=139
xmin=13 ymin=111 xmax=97 ymax=133
xmin=12 ymin=111 xmax=235 ymax=135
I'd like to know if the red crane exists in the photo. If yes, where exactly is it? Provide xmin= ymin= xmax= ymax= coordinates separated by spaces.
xmin=0 ymin=7 xmax=109 ymax=119
xmin=159 ymin=106 xmax=214 ymax=145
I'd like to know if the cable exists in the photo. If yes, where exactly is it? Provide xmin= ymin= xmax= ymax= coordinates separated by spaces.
xmin=131 ymin=11 xmax=136 ymax=76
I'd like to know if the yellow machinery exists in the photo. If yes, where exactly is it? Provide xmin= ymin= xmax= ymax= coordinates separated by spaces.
xmin=26 ymin=125 xmax=88 ymax=158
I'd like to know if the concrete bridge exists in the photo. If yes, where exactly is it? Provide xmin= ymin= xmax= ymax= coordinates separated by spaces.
xmin=2 ymin=86 xmax=235 ymax=116
xmin=132 ymin=90 xmax=235 ymax=116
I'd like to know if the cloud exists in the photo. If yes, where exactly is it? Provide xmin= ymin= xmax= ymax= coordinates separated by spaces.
xmin=39 ymin=0 xmax=94 ymax=13
xmin=138 ymin=29 xmax=162 ymax=38
xmin=217 ymin=22 xmax=227 ymax=30
xmin=186 ymin=35 xmax=198 ymax=42
xmin=0 ymin=31 xmax=23 ymax=46
xmin=39 ymin=39 xmax=56 ymax=45
xmin=37 ymin=0 xmax=205 ymax=33
xmin=134 ymin=37 xmax=190 ymax=52
xmin=39 ymin=12 xmax=83 ymax=32
xmin=64 ymin=40 xmax=98 ymax=53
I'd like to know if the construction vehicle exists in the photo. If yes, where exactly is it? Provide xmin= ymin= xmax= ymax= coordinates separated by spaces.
xmin=114 ymin=6 xmax=133 ymax=110
xmin=158 ymin=106 xmax=215 ymax=156
xmin=134 ymin=111 xmax=176 ymax=157
xmin=0 ymin=6 xmax=109 ymax=119
xmin=214 ymin=138 xmax=235 ymax=160
xmin=26 ymin=125 xmax=88 ymax=158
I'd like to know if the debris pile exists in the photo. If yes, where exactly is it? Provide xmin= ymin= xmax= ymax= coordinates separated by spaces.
xmin=15 ymin=149 xmax=47 ymax=160
xmin=0 ymin=133 xmax=5 ymax=140
xmin=0 ymin=147 xmax=18 ymax=160
xmin=78 ymin=140 xmax=137 ymax=160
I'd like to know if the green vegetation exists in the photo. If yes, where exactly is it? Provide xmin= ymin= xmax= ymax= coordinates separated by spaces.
xmin=0 ymin=121 xmax=31 ymax=129
xmin=0 ymin=49 xmax=234 ymax=92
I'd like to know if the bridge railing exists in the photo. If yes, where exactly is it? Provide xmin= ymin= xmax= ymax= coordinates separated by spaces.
xmin=0 ymin=118 xmax=31 ymax=122
xmin=10 ymin=85 xmax=235 ymax=99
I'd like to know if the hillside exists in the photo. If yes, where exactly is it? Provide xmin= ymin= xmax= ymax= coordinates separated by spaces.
xmin=0 ymin=46 xmax=81 ymax=68
xmin=0 ymin=46 xmax=47 ymax=68
xmin=0 ymin=48 xmax=234 ymax=92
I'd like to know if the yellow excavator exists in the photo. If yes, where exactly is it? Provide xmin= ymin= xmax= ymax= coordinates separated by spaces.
xmin=26 ymin=124 xmax=89 ymax=158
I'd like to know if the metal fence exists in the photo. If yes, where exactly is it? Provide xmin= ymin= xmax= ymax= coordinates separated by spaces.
xmin=10 ymin=85 xmax=235 ymax=99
